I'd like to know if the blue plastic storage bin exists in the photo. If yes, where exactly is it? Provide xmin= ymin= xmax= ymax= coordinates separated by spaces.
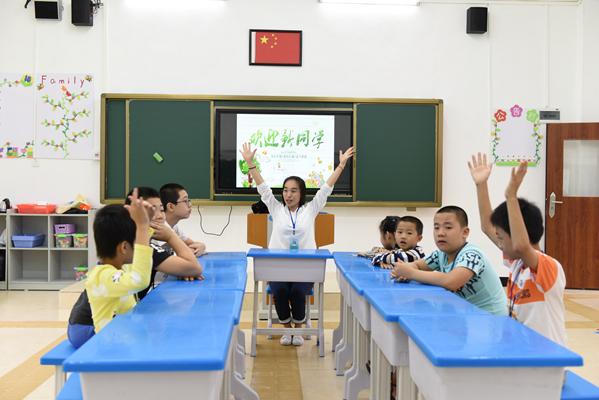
xmin=12 ymin=234 xmax=45 ymax=248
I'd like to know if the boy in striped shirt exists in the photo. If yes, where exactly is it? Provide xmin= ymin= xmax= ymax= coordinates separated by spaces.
xmin=372 ymin=216 xmax=426 ymax=269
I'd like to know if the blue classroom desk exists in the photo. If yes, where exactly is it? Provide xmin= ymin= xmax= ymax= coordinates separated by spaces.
xmin=164 ymin=267 xmax=247 ymax=292
xmin=40 ymin=339 xmax=77 ymax=396
xmin=247 ymin=248 xmax=331 ymax=357
xmin=63 ymin=310 xmax=234 ymax=399
xmin=141 ymin=287 xmax=244 ymax=325
xmin=366 ymin=289 xmax=489 ymax=364
xmin=400 ymin=314 xmax=583 ymax=400
xmin=342 ymin=258 xmax=445 ymax=331
xmin=159 ymin=253 xmax=256 ymax=400
xmin=198 ymin=252 xmax=247 ymax=270
xmin=63 ymin=254 xmax=243 ymax=400
xmin=333 ymin=251 xmax=447 ymax=400
xmin=365 ymin=289 xmax=489 ymax=400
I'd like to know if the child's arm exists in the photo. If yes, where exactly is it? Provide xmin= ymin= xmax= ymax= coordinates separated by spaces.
xmin=377 ymin=247 xmax=424 ymax=269
xmin=240 ymin=143 xmax=265 ymax=186
xmin=185 ymin=239 xmax=206 ymax=256
xmin=505 ymin=161 xmax=539 ymax=271
xmin=390 ymin=258 xmax=432 ymax=278
xmin=468 ymin=152 xmax=501 ymax=249
xmin=94 ymin=245 xmax=153 ymax=296
xmin=392 ymin=263 xmax=474 ymax=291
xmin=326 ymin=147 xmax=355 ymax=187
xmin=151 ymin=222 xmax=203 ymax=278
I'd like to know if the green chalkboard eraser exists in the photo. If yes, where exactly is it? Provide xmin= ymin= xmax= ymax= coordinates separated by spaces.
xmin=153 ymin=152 xmax=164 ymax=163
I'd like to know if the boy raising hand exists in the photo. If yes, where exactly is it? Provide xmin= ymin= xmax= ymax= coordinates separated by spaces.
xmin=85 ymin=188 xmax=155 ymax=332
xmin=469 ymin=154 xmax=567 ymax=346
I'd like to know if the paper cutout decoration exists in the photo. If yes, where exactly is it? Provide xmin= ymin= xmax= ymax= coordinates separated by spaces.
xmin=491 ymin=104 xmax=543 ymax=166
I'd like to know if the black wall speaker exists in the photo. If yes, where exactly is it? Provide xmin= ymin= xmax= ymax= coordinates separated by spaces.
xmin=34 ymin=1 xmax=62 ymax=20
xmin=467 ymin=7 xmax=487 ymax=34
xmin=72 ymin=0 xmax=93 ymax=26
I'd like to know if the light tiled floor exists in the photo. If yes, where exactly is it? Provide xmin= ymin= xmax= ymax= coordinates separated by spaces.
xmin=0 ymin=289 xmax=597 ymax=399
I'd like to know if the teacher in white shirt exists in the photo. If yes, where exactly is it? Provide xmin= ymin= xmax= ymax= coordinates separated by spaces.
xmin=240 ymin=142 xmax=355 ymax=347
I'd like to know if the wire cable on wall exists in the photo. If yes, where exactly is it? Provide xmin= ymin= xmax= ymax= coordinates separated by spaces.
xmin=197 ymin=206 xmax=232 ymax=236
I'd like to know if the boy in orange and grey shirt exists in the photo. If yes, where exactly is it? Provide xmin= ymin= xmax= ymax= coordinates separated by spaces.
xmin=469 ymin=153 xmax=566 ymax=346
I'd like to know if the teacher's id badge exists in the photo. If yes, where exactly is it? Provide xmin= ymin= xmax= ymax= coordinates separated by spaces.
xmin=289 ymin=209 xmax=299 ymax=250
xmin=290 ymin=237 xmax=299 ymax=250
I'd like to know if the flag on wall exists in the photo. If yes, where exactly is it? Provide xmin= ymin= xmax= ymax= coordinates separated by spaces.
xmin=250 ymin=30 xmax=302 ymax=66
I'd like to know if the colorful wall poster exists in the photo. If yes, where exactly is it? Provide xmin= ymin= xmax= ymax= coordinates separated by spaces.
xmin=491 ymin=104 xmax=543 ymax=167
xmin=35 ymin=73 xmax=94 ymax=159
xmin=0 ymin=74 xmax=35 ymax=158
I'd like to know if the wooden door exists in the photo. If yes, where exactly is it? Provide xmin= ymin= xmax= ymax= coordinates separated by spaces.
xmin=546 ymin=123 xmax=599 ymax=289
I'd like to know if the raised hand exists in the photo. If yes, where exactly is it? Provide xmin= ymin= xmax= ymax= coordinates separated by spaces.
xmin=125 ymin=188 xmax=154 ymax=228
xmin=239 ymin=142 xmax=257 ymax=164
xmin=338 ymin=146 xmax=355 ymax=168
xmin=468 ymin=152 xmax=493 ymax=185
xmin=505 ymin=161 xmax=528 ymax=199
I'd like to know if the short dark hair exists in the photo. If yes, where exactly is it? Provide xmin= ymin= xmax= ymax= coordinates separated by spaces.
xmin=125 ymin=187 xmax=160 ymax=205
xmin=490 ymin=198 xmax=544 ymax=245
xmin=379 ymin=216 xmax=400 ymax=234
xmin=399 ymin=216 xmax=424 ymax=235
xmin=93 ymin=204 xmax=136 ymax=258
xmin=160 ymin=183 xmax=186 ymax=209
xmin=436 ymin=206 xmax=469 ymax=227
xmin=282 ymin=176 xmax=307 ymax=208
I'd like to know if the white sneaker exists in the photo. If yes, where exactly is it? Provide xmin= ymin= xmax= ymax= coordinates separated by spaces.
xmin=280 ymin=335 xmax=292 ymax=346
xmin=292 ymin=335 xmax=304 ymax=346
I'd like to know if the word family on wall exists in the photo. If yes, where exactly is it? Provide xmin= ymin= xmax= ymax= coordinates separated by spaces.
xmin=0 ymin=73 xmax=94 ymax=160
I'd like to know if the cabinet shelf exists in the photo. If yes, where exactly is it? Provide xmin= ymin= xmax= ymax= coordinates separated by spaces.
xmin=2 ymin=211 xmax=96 ymax=290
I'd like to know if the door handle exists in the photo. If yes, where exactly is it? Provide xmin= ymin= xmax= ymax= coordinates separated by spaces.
xmin=549 ymin=192 xmax=563 ymax=218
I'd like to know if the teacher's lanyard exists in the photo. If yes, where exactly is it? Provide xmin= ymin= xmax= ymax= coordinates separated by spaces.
xmin=289 ymin=208 xmax=299 ymax=236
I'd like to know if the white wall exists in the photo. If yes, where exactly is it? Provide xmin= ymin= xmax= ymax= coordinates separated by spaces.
xmin=0 ymin=0 xmax=595 ymax=285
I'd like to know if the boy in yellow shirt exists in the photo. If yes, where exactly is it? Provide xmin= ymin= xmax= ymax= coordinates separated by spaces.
xmin=85 ymin=188 xmax=154 ymax=332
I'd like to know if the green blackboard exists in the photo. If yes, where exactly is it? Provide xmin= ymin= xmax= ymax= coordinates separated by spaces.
xmin=355 ymin=103 xmax=440 ymax=204
xmin=103 ymin=99 xmax=126 ymax=201
xmin=129 ymin=100 xmax=211 ymax=200
xmin=101 ymin=95 xmax=442 ymax=206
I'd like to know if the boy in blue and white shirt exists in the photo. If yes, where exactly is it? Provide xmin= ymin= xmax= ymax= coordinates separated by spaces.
xmin=391 ymin=206 xmax=507 ymax=315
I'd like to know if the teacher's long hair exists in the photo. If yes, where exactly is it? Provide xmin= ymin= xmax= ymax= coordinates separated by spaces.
xmin=282 ymin=176 xmax=307 ymax=208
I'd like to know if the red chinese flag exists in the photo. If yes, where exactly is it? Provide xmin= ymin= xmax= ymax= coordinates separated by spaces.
xmin=251 ymin=30 xmax=302 ymax=65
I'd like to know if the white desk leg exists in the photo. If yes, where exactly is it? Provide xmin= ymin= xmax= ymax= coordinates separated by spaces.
xmin=251 ymin=281 xmax=259 ymax=357
xmin=369 ymin=338 xmax=377 ymax=400
xmin=345 ymin=322 xmax=370 ymax=400
xmin=318 ymin=282 xmax=325 ymax=357
xmin=398 ymin=366 xmax=418 ymax=400
xmin=221 ymin=343 xmax=233 ymax=400
xmin=236 ymin=328 xmax=246 ymax=378
xmin=54 ymin=365 xmax=66 ymax=397
xmin=234 ymin=327 xmax=246 ymax=379
xmin=231 ymin=371 xmax=260 ymax=400
xmin=344 ymin=316 xmax=359 ymax=395
xmin=237 ymin=329 xmax=246 ymax=354
xmin=377 ymin=349 xmax=391 ymax=400
xmin=336 ymin=300 xmax=353 ymax=376
xmin=332 ymin=293 xmax=344 ymax=352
